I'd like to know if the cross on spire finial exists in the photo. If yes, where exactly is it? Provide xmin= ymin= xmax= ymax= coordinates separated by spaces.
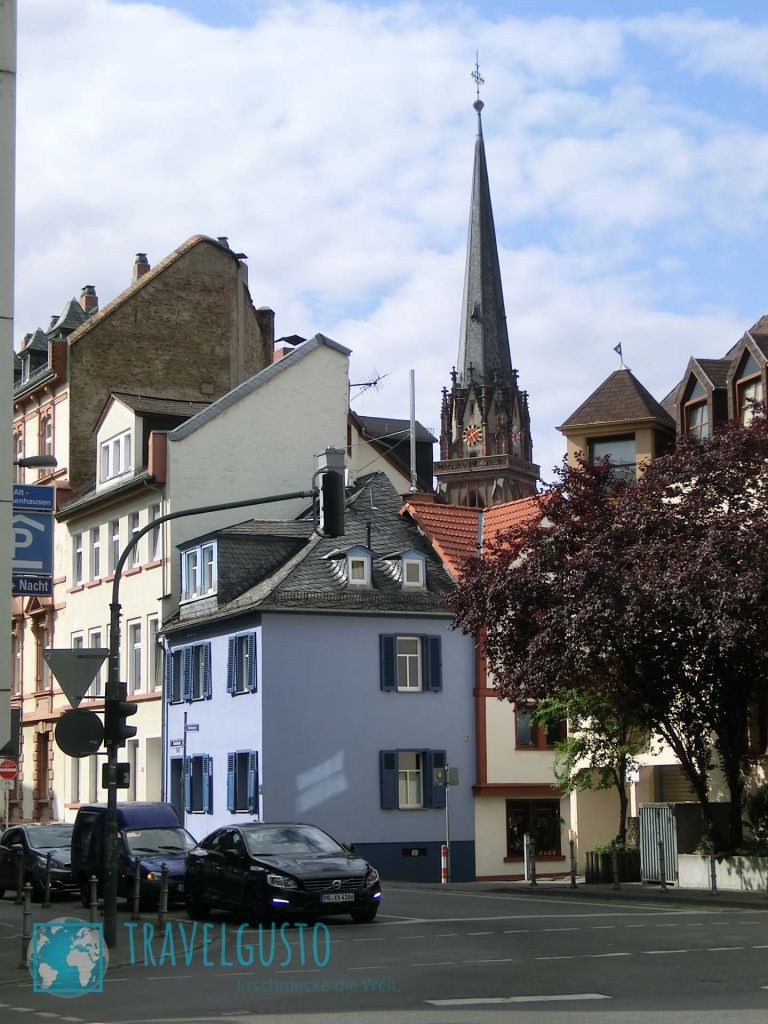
xmin=471 ymin=52 xmax=484 ymax=101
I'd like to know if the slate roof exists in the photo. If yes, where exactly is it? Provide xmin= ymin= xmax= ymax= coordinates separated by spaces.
xmin=22 ymin=328 xmax=49 ymax=353
xmin=559 ymin=368 xmax=675 ymax=430
xmin=170 ymin=474 xmax=455 ymax=630
xmin=111 ymin=392 xmax=211 ymax=419
xmin=353 ymin=414 xmax=436 ymax=445
xmin=48 ymin=299 xmax=89 ymax=338
xmin=692 ymin=358 xmax=731 ymax=389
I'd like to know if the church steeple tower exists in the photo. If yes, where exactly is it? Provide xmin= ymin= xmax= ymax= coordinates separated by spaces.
xmin=436 ymin=70 xmax=539 ymax=507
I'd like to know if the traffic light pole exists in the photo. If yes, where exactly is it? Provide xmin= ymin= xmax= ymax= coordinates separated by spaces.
xmin=102 ymin=487 xmax=320 ymax=949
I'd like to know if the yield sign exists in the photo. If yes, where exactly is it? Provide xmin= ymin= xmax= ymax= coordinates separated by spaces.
xmin=43 ymin=648 xmax=110 ymax=708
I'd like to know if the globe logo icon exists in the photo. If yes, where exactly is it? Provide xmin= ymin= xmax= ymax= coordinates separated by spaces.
xmin=28 ymin=917 xmax=109 ymax=997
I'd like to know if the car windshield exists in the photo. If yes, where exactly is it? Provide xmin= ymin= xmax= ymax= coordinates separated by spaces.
xmin=123 ymin=827 xmax=196 ymax=855
xmin=242 ymin=824 xmax=345 ymax=858
xmin=26 ymin=825 xmax=73 ymax=849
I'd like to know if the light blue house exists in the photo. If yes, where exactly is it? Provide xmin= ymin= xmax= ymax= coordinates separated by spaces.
xmin=162 ymin=473 xmax=476 ymax=881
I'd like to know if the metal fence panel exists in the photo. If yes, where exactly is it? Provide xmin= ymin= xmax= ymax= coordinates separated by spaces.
xmin=639 ymin=803 xmax=678 ymax=883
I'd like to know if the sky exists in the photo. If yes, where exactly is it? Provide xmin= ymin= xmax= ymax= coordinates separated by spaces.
xmin=13 ymin=1 xmax=768 ymax=484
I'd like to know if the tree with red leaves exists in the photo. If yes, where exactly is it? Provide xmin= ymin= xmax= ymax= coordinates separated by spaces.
xmin=452 ymin=414 xmax=768 ymax=851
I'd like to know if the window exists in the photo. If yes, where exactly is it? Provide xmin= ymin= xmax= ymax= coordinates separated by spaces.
xmin=90 ymin=527 xmax=101 ymax=580
xmin=227 ymin=633 xmax=257 ymax=695
xmin=167 ymin=643 xmax=212 ymax=703
xmin=148 ymin=616 xmax=161 ymax=690
xmin=185 ymin=754 xmax=213 ymax=813
xmin=380 ymin=749 xmax=446 ymax=810
xmin=37 ymin=626 xmax=51 ymax=690
xmin=149 ymin=503 xmax=162 ymax=562
xmin=73 ymin=533 xmax=83 ymax=586
xmin=13 ymin=432 xmax=23 ymax=483
xmin=100 ymin=430 xmax=131 ymax=482
xmin=129 ymin=513 xmax=141 ymax=568
xmin=227 ymin=751 xmax=259 ymax=813
xmin=402 ymin=557 xmax=425 ymax=588
xmin=380 ymin=635 xmax=442 ymax=692
xmin=736 ymin=353 xmax=764 ymax=426
xmin=11 ymin=634 xmax=22 ymax=696
xmin=515 ymin=706 xmax=536 ymax=748
xmin=108 ymin=520 xmax=120 ymax=575
xmin=35 ymin=733 xmax=50 ymax=803
xmin=515 ymin=705 xmax=567 ymax=749
xmin=348 ymin=555 xmax=370 ymax=586
xmin=181 ymin=542 xmax=216 ymax=599
xmin=41 ymin=413 xmax=53 ymax=456
xmin=506 ymin=800 xmax=562 ymax=858
xmin=88 ymin=629 xmax=104 ymax=697
xmin=684 ymin=377 xmax=709 ymax=440
xmin=588 ymin=435 xmax=637 ymax=483
xmin=127 ymin=622 xmax=142 ymax=694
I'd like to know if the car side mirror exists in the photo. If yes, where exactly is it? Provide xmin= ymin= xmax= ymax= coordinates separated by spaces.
xmin=224 ymin=847 xmax=243 ymax=860
xmin=11 ymin=843 xmax=24 ymax=855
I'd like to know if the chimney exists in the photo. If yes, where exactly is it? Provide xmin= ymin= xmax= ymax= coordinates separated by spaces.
xmin=79 ymin=285 xmax=98 ymax=313
xmin=133 ymin=253 xmax=150 ymax=282
xmin=49 ymin=314 xmax=58 ymax=330
xmin=217 ymin=236 xmax=230 ymax=248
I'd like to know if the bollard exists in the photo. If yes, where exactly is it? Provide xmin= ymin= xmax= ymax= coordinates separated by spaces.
xmin=18 ymin=882 xmax=32 ymax=968
xmin=42 ymin=852 xmax=52 ymax=908
xmin=710 ymin=849 xmax=718 ymax=896
xmin=658 ymin=838 xmax=667 ymax=892
xmin=15 ymin=850 xmax=24 ymax=905
xmin=157 ymin=863 xmax=168 ymax=929
xmin=529 ymin=840 xmax=537 ymax=887
xmin=131 ymin=858 xmax=142 ymax=921
xmin=89 ymin=875 xmax=99 ymax=924
xmin=569 ymin=838 xmax=577 ymax=888
xmin=611 ymin=843 xmax=621 ymax=891
xmin=440 ymin=845 xmax=448 ymax=885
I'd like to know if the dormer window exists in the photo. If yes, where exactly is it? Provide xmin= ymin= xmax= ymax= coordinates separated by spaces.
xmin=402 ymin=556 xmax=425 ymax=588
xmin=683 ymin=377 xmax=709 ymax=440
xmin=181 ymin=541 xmax=217 ymax=600
xmin=100 ymin=430 xmax=132 ymax=482
xmin=348 ymin=554 xmax=371 ymax=586
xmin=736 ymin=351 xmax=764 ymax=426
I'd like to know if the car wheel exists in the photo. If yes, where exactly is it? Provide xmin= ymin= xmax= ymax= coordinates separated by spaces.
xmin=350 ymin=907 xmax=378 ymax=923
xmin=245 ymin=885 xmax=266 ymax=927
xmin=185 ymin=891 xmax=210 ymax=920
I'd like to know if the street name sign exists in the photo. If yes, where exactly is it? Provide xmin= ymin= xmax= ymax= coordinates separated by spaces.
xmin=13 ymin=484 xmax=55 ymax=511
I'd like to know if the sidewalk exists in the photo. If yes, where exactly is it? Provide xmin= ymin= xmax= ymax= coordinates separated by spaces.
xmin=385 ymin=876 xmax=768 ymax=910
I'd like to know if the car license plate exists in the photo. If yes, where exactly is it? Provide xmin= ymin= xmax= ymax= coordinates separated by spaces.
xmin=320 ymin=892 xmax=354 ymax=903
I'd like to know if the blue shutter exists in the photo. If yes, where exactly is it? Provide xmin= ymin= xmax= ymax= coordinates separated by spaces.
xmin=428 ymin=750 xmax=447 ymax=809
xmin=380 ymin=636 xmax=396 ymax=691
xmin=380 ymin=750 xmax=398 ymax=809
xmin=182 ymin=648 xmax=192 ymax=702
xmin=226 ymin=638 xmax=236 ymax=695
xmin=247 ymin=634 xmax=257 ymax=692
xmin=424 ymin=636 xmax=442 ymax=692
xmin=248 ymin=751 xmax=259 ymax=814
xmin=226 ymin=753 xmax=236 ymax=811
xmin=183 ymin=757 xmax=192 ymax=812
xmin=203 ymin=643 xmax=212 ymax=699
xmin=202 ymin=754 xmax=213 ymax=813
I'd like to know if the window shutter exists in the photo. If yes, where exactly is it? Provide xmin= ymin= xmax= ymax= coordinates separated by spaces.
xmin=226 ymin=638 xmax=236 ymax=695
xmin=164 ymin=651 xmax=172 ymax=701
xmin=203 ymin=643 xmax=212 ymax=699
xmin=424 ymin=636 xmax=442 ymax=692
xmin=182 ymin=648 xmax=192 ymax=702
xmin=202 ymin=755 xmax=213 ymax=813
xmin=183 ymin=757 xmax=192 ymax=812
xmin=247 ymin=634 xmax=257 ymax=692
xmin=248 ymin=751 xmax=259 ymax=814
xmin=428 ymin=750 xmax=447 ymax=809
xmin=380 ymin=636 xmax=396 ymax=691
xmin=226 ymin=753 xmax=236 ymax=812
xmin=380 ymin=750 xmax=398 ymax=809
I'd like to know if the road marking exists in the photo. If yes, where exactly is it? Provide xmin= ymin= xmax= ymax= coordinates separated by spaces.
xmin=146 ymin=974 xmax=193 ymax=981
xmin=503 ymin=929 xmax=530 ymax=934
xmin=534 ymin=955 xmax=574 ymax=960
xmin=590 ymin=952 xmax=631 ymax=958
xmin=400 ymin=935 xmax=425 ymax=940
xmin=753 ymin=945 xmax=768 ymax=949
xmin=412 ymin=961 xmax=454 ymax=966
xmin=591 ymin=925 xmax=615 ymax=929
xmin=353 ymin=937 xmax=386 ymax=942
xmin=435 ymin=932 xmax=458 ymax=937
xmin=706 ymin=946 xmax=744 ymax=951
xmin=644 ymin=949 xmax=688 ymax=954
xmin=427 ymin=992 xmax=611 ymax=1006
xmin=467 ymin=931 xmax=494 ymax=935
xmin=543 ymin=926 xmax=577 ymax=932
xmin=473 ymin=957 xmax=516 ymax=963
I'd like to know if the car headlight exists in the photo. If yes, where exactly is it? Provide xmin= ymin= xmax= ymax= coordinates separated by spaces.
xmin=365 ymin=867 xmax=380 ymax=885
xmin=266 ymin=873 xmax=298 ymax=890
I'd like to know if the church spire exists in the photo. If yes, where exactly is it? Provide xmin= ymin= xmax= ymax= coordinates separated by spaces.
xmin=457 ymin=68 xmax=513 ymax=387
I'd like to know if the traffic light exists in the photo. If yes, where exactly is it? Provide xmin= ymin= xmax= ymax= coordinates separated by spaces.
xmin=104 ymin=681 xmax=138 ymax=749
xmin=319 ymin=469 xmax=345 ymax=537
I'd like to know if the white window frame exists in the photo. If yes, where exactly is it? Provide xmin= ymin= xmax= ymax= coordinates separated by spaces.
xmin=90 ymin=527 xmax=101 ymax=580
xmin=348 ymin=555 xmax=370 ymax=586
xmin=397 ymin=751 xmax=423 ymax=809
xmin=11 ymin=633 xmax=22 ymax=695
xmin=88 ymin=628 xmax=104 ymax=697
xmin=396 ymin=636 xmax=422 ymax=691
xmin=100 ymin=430 xmax=132 ymax=483
xmin=147 ymin=615 xmax=161 ymax=690
xmin=181 ymin=542 xmax=217 ymax=600
xmin=73 ymin=533 xmax=83 ymax=586
xmin=402 ymin=557 xmax=425 ymax=588
xmin=127 ymin=621 xmax=142 ymax=694
xmin=128 ymin=512 xmax=141 ymax=568
xmin=109 ymin=519 xmax=120 ymax=575
xmin=149 ymin=503 xmax=162 ymax=562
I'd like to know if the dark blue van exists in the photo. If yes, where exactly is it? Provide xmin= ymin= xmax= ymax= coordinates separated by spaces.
xmin=71 ymin=802 xmax=195 ymax=906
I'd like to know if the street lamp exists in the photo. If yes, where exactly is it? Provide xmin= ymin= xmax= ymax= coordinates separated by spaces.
xmin=13 ymin=455 xmax=58 ymax=469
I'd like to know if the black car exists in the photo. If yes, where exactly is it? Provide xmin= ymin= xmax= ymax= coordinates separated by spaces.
xmin=0 ymin=823 xmax=76 ymax=900
xmin=184 ymin=823 xmax=381 ymax=925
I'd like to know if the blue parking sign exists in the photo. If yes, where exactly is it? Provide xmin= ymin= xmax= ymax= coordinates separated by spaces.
xmin=13 ymin=511 xmax=54 ymax=575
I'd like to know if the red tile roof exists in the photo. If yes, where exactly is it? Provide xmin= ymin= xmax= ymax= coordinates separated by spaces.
xmin=401 ymin=493 xmax=548 ymax=578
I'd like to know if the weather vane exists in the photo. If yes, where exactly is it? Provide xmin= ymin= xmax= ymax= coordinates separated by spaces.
xmin=471 ymin=52 xmax=484 ymax=101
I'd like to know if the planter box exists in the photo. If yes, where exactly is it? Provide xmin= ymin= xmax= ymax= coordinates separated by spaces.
xmin=585 ymin=849 xmax=641 ymax=884
xmin=678 ymin=853 xmax=768 ymax=891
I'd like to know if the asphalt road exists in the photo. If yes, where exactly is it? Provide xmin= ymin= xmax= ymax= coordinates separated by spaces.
xmin=1 ymin=884 xmax=768 ymax=1023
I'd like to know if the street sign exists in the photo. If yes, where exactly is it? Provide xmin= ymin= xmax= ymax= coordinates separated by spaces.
xmin=0 ymin=759 xmax=17 ymax=780
xmin=12 ymin=510 xmax=54 ymax=575
xmin=433 ymin=766 xmax=459 ymax=787
xmin=170 ymin=739 xmax=183 ymax=748
xmin=12 ymin=574 xmax=53 ymax=597
xmin=13 ymin=484 xmax=55 ymax=512
xmin=0 ymin=780 xmax=13 ymax=792
xmin=54 ymin=709 xmax=104 ymax=758
xmin=44 ymin=648 xmax=109 ymax=708
xmin=185 ymin=723 xmax=199 ymax=732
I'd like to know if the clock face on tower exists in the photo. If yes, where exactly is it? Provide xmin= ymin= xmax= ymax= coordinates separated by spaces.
xmin=463 ymin=424 xmax=483 ymax=447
